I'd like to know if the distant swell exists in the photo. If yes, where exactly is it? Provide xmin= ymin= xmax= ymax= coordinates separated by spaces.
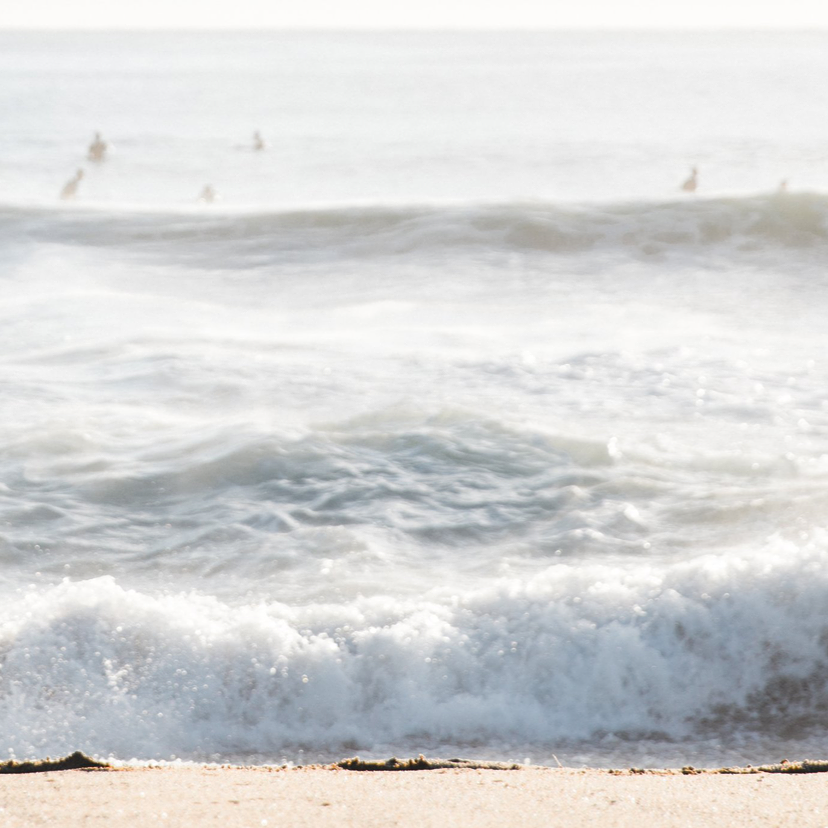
xmin=2 ymin=193 xmax=827 ymax=264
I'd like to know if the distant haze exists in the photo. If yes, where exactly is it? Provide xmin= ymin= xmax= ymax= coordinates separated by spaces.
xmin=3 ymin=0 xmax=828 ymax=29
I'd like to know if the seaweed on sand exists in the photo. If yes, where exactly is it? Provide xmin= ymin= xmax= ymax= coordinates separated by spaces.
xmin=336 ymin=755 xmax=522 ymax=771
xmin=0 ymin=751 xmax=109 ymax=774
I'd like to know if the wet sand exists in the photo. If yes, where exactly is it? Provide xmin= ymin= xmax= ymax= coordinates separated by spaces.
xmin=2 ymin=763 xmax=828 ymax=827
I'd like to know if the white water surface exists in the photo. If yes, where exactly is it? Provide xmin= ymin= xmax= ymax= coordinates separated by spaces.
xmin=1 ymin=31 xmax=828 ymax=768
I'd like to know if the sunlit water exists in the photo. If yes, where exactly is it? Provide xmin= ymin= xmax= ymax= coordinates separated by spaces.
xmin=1 ymin=31 xmax=828 ymax=768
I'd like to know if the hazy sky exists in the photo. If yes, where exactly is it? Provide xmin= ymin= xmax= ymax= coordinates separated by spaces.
xmin=3 ymin=0 xmax=828 ymax=29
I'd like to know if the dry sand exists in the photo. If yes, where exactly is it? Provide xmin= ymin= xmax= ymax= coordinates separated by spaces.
xmin=2 ymin=762 xmax=828 ymax=827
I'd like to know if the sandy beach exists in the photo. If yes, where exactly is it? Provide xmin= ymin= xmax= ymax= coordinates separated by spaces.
xmin=3 ymin=761 xmax=828 ymax=827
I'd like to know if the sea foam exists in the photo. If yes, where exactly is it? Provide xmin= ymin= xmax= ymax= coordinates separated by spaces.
xmin=2 ymin=529 xmax=828 ymax=763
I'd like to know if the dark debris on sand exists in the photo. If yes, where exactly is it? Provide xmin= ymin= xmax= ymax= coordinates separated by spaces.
xmin=611 ymin=760 xmax=828 ymax=776
xmin=335 ymin=755 xmax=522 ymax=771
xmin=0 ymin=751 xmax=109 ymax=774
xmin=4 ymin=751 xmax=828 ymax=775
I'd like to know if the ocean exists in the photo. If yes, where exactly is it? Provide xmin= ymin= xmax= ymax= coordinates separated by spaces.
xmin=2 ymin=29 xmax=828 ymax=768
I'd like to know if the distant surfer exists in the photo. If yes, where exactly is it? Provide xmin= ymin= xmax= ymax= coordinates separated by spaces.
xmin=681 ymin=167 xmax=698 ymax=193
xmin=778 ymin=179 xmax=788 ymax=193
xmin=60 ymin=168 xmax=84 ymax=200
xmin=88 ymin=132 xmax=108 ymax=162
xmin=198 ymin=184 xmax=217 ymax=203
xmin=253 ymin=131 xmax=265 ymax=151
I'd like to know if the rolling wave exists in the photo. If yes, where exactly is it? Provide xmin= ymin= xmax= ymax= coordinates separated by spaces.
xmin=2 ymin=532 xmax=828 ymax=764
xmin=1 ymin=193 xmax=827 ymax=265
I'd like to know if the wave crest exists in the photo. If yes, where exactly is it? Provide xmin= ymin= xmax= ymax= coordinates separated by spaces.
xmin=2 ymin=193 xmax=827 ymax=263
xmin=2 ymin=534 xmax=828 ymax=764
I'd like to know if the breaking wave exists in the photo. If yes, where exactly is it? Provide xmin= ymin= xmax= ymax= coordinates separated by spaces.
xmin=2 ymin=193 xmax=827 ymax=265
xmin=3 ymin=533 xmax=828 ymax=765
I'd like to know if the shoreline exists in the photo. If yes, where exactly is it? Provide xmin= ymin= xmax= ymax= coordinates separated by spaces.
xmin=4 ymin=751 xmax=828 ymax=775
xmin=3 ymin=755 xmax=828 ymax=827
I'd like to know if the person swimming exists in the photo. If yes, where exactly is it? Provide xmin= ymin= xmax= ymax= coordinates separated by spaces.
xmin=60 ymin=168 xmax=84 ymax=200
xmin=198 ymin=184 xmax=217 ymax=203
xmin=88 ymin=132 xmax=108 ymax=162
xmin=253 ymin=131 xmax=265 ymax=151
xmin=681 ymin=167 xmax=698 ymax=193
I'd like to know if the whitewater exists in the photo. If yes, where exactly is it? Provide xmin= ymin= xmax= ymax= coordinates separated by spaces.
xmin=2 ymin=30 xmax=828 ymax=769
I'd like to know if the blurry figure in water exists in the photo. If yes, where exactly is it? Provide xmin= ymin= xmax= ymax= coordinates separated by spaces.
xmin=681 ymin=167 xmax=698 ymax=193
xmin=779 ymin=179 xmax=788 ymax=193
xmin=198 ymin=184 xmax=217 ymax=203
xmin=88 ymin=132 xmax=108 ymax=162
xmin=253 ymin=131 xmax=265 ymax=151
xmin=60 ymin=168 xmax=84 ymax=200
